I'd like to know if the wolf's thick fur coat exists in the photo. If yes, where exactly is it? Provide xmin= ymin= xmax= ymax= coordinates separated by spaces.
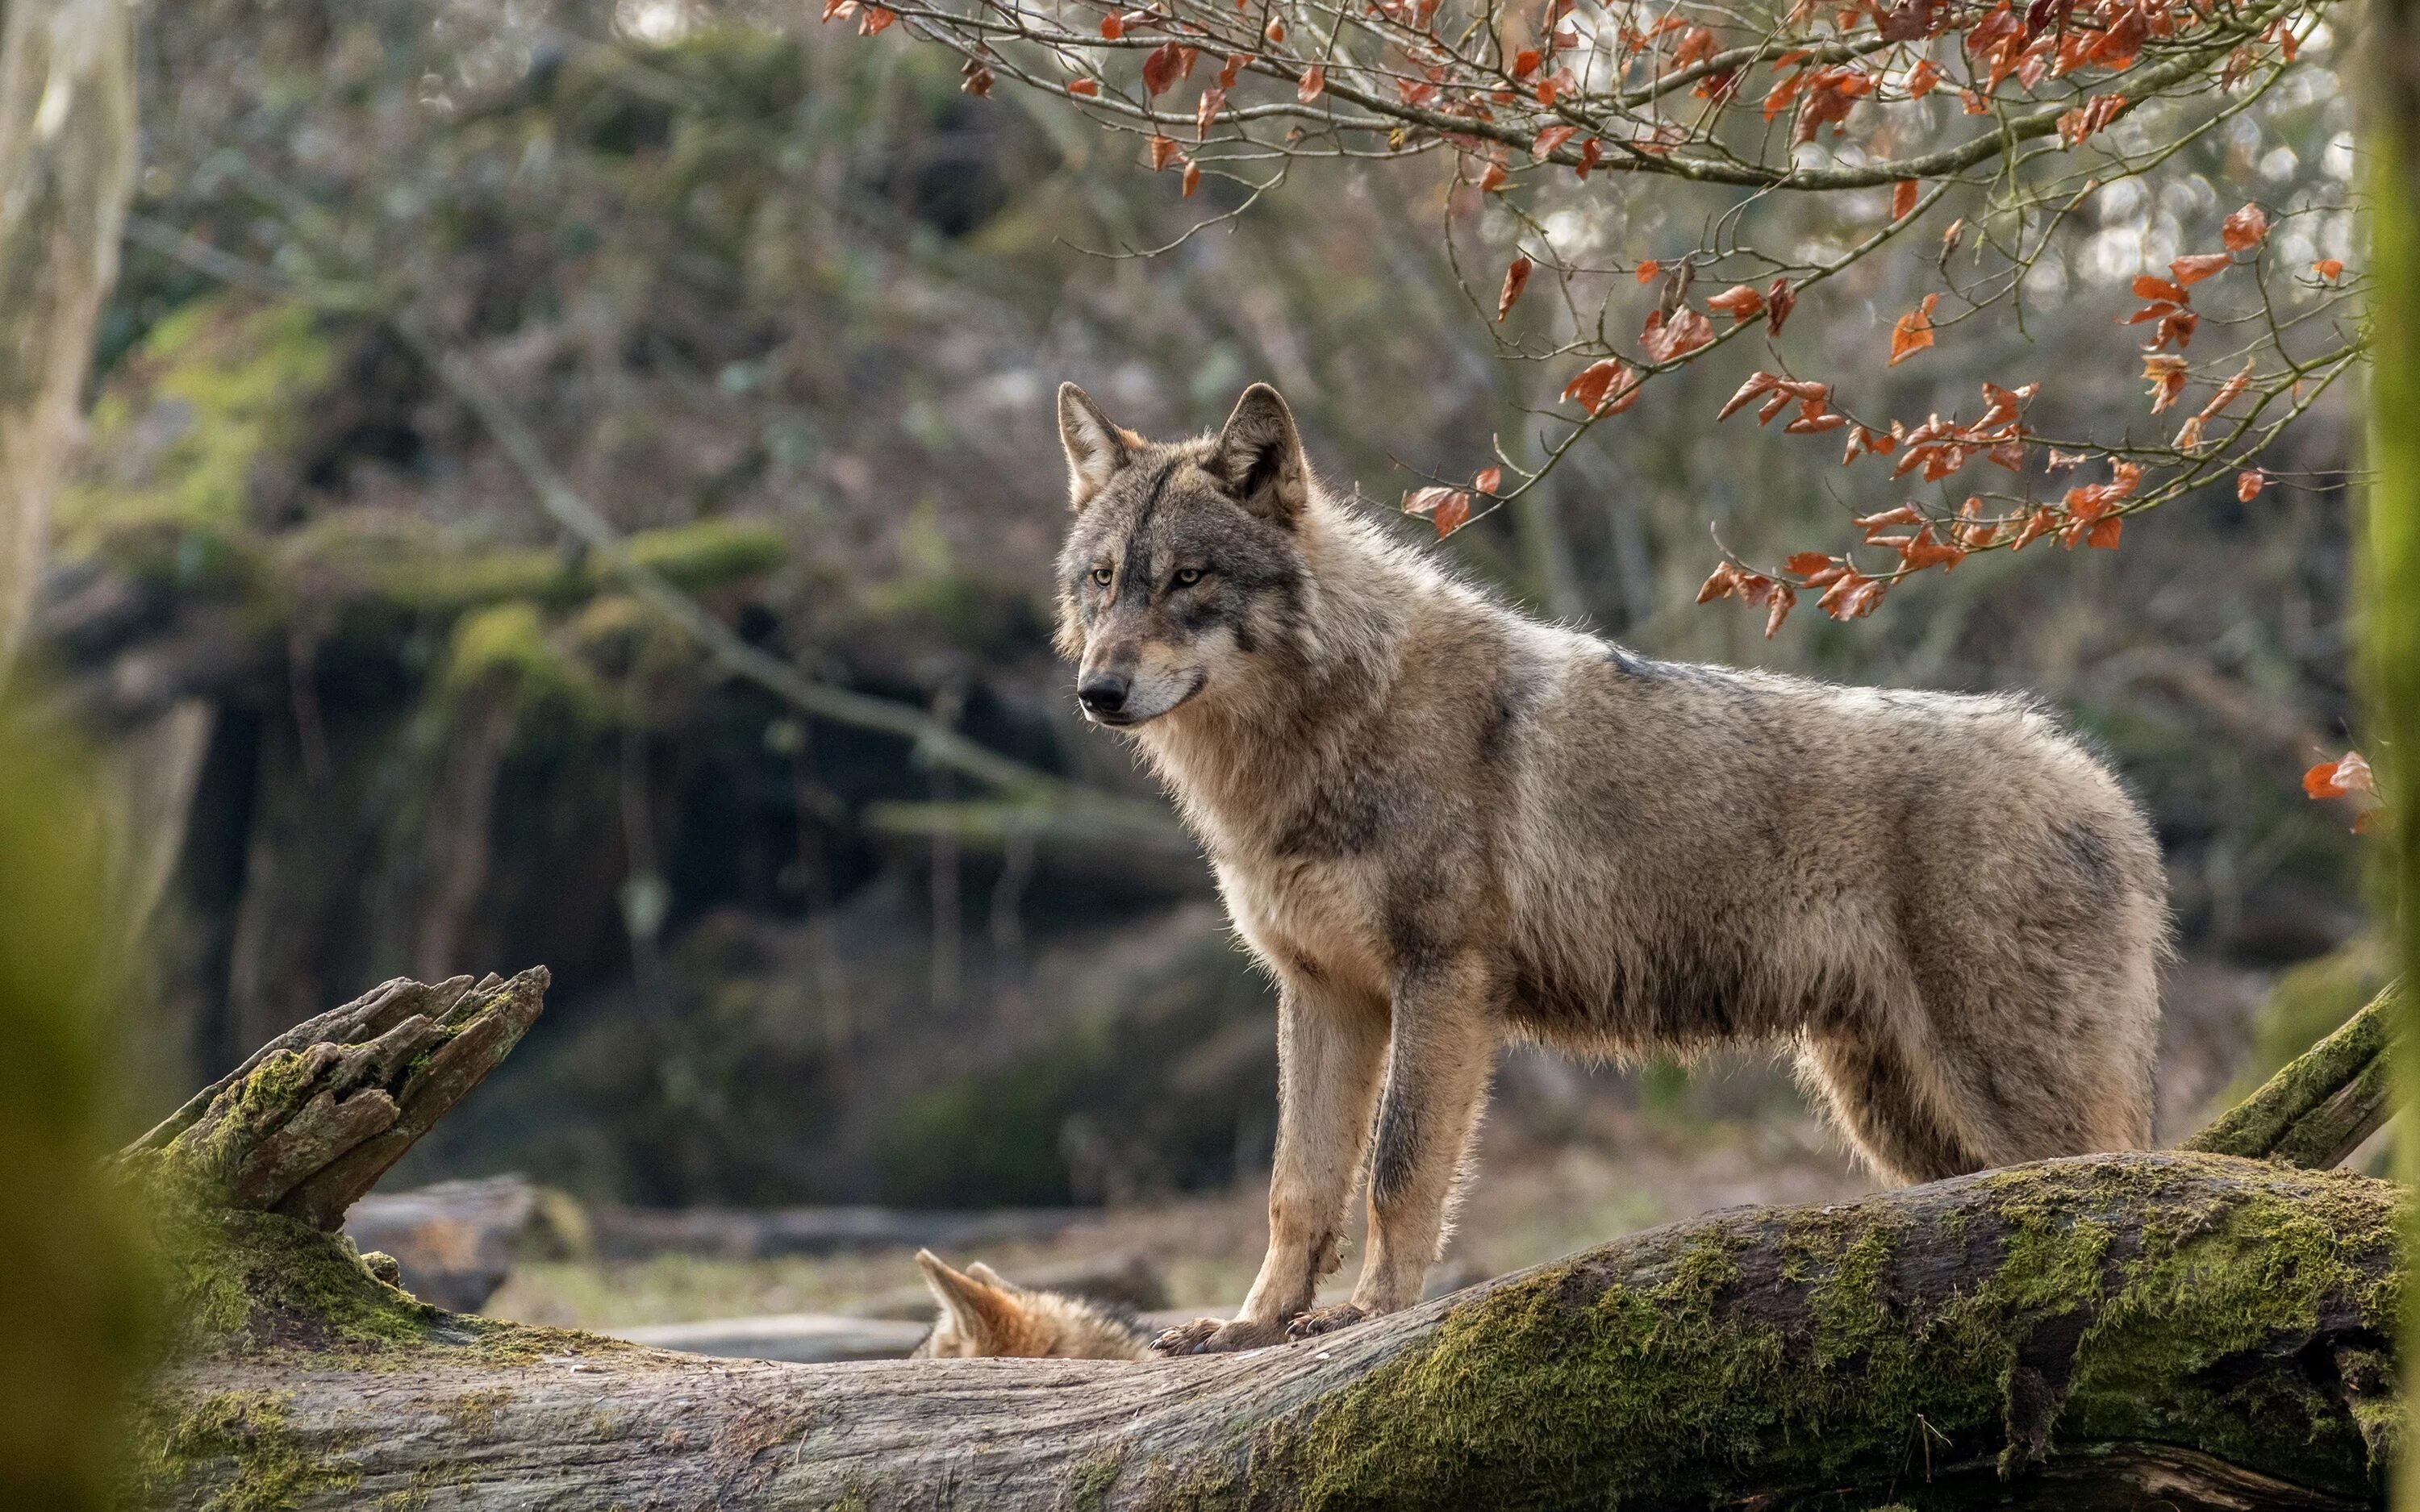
xmin=1053 ymin=382 xmax=2168 ymax=1353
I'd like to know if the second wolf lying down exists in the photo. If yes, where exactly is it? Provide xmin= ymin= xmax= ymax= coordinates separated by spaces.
xmin=1054 ymin=381 xmax=2169 ymax=1356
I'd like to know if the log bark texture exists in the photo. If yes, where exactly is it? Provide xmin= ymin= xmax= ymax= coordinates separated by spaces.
xmin=121 ymin=975 xmax=2405 ymax=1511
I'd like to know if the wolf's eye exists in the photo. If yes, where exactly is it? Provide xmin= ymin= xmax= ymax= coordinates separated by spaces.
xmin=1089 ymin=566 xmax=1112 ymax=588
xmin=1173 ymin=568 xmax=1205 ymax=587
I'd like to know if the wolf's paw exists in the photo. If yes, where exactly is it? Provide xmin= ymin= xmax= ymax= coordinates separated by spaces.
xmin=1284 ymin=1302 xmax=1371 ymax=1341
xmin=1150 ymin=1316 xmax=1291 ymax=1355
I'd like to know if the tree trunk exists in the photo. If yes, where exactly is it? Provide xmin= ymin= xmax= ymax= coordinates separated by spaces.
xmin=120 ymin=973 xmax=2403 ymax=1511
xmin=2356 ymin=0 xmax=2420 ymax=1508
xmin=0 ymin=0 xmax=136 ymax=673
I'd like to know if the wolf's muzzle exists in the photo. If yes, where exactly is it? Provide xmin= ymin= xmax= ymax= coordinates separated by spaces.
xmin=1077 ymin=671 xmax=1131 ymax=719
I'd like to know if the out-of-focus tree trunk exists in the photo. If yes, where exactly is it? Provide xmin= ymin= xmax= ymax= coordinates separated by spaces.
xmin=2364 ymin=0 xmax=2420 ymax=1503
xmin=0 ymin=0 xmax=137 ymax=676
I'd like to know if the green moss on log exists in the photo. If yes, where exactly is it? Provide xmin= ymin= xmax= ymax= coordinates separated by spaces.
xmin=1244 ymin=1154 xmax=2398 ymax=1510
xmin=2187 ymin=983 xmax=2399 ymax=1165
xmin=124 ymin=1389 xmax=361 ymax=1512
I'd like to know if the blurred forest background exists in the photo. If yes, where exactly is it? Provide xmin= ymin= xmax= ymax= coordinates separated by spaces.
xmin=31 ymin=0 xmax=2381 ymax=1324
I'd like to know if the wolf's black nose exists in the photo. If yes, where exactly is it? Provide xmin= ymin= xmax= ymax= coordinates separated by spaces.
xmin=1078 ymin=673 xmax=1129 ymax=714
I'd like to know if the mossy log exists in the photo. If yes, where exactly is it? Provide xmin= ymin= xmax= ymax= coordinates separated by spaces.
xmin=123 ymin=969 xmax=549 ymax=1231
xmin=2186 ymin=983 xmax=2399 ymax=1169
xmin=124 ymin=973 xmax=2406 ymax=1511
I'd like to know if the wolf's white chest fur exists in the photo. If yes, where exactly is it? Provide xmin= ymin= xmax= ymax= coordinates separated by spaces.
xmin=1214 ymin=850 xmax=1394 ymax=1006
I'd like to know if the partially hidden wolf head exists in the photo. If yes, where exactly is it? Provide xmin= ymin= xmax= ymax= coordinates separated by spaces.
xmin=1053 ymin=381 xmax=1319 ymax=729
xmin=909 ymin=1249 xmax=1154 ymax=1360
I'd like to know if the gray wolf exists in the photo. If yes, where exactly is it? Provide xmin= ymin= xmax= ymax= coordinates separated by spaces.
xmin=910 ymin=1250 xmax=1154 ymax=1360
xmin=1051 ymin=381 xmax=2168 ymax=1354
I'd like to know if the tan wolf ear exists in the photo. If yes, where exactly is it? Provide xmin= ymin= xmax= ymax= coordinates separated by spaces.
xmin=1058 ymin=382 xmax=1136 ymax=510
xmin=963 ymin=1260 xmax=1009 ymax=1288
xmin=916 ymin=1248 xmax=1024 ymax=1351
xmin=1212 ymin=382 xmax=1308 ymax=526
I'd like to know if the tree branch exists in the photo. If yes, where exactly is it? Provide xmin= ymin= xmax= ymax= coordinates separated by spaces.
xmin=2184 ymin=982 xmax=2400 ymax=1169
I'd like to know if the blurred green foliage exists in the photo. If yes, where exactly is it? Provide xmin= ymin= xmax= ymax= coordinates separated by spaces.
xmin=0 ymin=706 xmax=154 ymax=1510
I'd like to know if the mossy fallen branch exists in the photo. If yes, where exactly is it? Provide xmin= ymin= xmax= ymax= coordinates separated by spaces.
xmin=127 ymin=1152 xmax=2401 ymax=1510
xmin=2187 ymin=981 xmax=2400 ymax=1168
xmin=122 ymin=973 xmax=2408 ymax=1510
xmin=123 ymin=968 xmax=549 ymax=1228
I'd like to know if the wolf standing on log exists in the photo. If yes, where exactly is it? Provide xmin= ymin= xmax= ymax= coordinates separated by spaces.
xmin=1052 ymin=381 xmax=2168 ymax=1355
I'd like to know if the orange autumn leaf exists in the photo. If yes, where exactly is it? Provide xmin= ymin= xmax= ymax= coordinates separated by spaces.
xmin=2086 ymin=514 xmax=2122 ymax=548
xmin=1066 ymin=77 xmax=1100 ymax=96
xmin=1475 ymin=466 xmax=1504 ymax=494
xmin=1717 ymin=371 xmax=1781 ymax=421
xmin=1562 ymin=358 xmax=1642 ymax=415
xmin=1433 ymin=490 xmax=1473 ymax=535
xmin=1298 ymin=65 xmax=1326 ymax=102
xmin=1496 ymin=256 xmax=1533 ymax=322
xmin=1143 ymin=41 xmax=1186 ymax=95
xmin=1181 ymin=160 xmax=1201 ymax=197
xmin=2314 ymin=258 xmax=2344 ymax=281
xmin=1149 ymin=135 xmax=1181 ymax=171
xmin=1635 ymin=259 xmax=1661 ymax=284
xmin=1888 ymin=292 xmax=1940 ymax=366
xmin=2303 ymin=752 xmax=2374 ymax=799
xmin=2221 ymin=203 xmax=2269 ymax=252
xmin=1765 ymin=279 xmax=1797 ymax=334
xmin=1642 ymin=306 xmax=1715 ymax=363
xmin=2238 ymin=468 xmax=2266 ymax=502
xmin=1476 ymin=161 xmax=1510 ymax=192
xmin=1706 ymin=284 xmax=1767 ymax=320
xmin=1195 ymin=86 xmax=1225 ymax=140
xmin=2171 ymin=252 xmax=2231 ymax=286
xmin=1100 ymin=12 xmax=1125 ymax=37
xmin=1763 ymin=582 xmax=1797 ymax=638
xmin=1899 ymin=525 xmax=1966 ymax=571
xmin=2141 ymin=353 xmax=2188 ymax=411
xmin=1532 ymin=124 xmax=1579 ymax=159
xmin=858 ymin=6 xmax=898 ymax=34
xmin=1891 ymin=179 xmax=1919 ymax=220
xmin=1784 ymin=551 xmax=1837 ymax=575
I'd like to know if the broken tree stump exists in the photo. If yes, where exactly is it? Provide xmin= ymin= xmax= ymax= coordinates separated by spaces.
xmin=117 ymin=970 xmax=2405 ymax=1510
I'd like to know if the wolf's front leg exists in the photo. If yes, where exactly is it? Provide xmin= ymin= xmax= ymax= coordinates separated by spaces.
xmin=1289 ymin=956 xmax=1497 ymax=1340
xmin=1153 ymin=979 xmax=1387 ymax=1356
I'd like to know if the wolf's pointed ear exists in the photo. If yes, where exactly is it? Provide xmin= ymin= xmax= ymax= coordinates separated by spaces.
xmin=1212 ymin=382 xmax=1308 ymax=526
xmin=964 ymin=1261 xmax=1009 ymax=1288
xmin=917 ymin=1249 xmax=1020 ymax=1349
xmin=1059 ymin=382 xmax=1135 ymax=510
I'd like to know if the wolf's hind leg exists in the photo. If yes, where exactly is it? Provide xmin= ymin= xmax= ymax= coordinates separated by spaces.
xmin=1797 ymin=1023 xmax=1988 ymax=1185
xmin=1154 ymin=977 xmax=1387 ymax=1356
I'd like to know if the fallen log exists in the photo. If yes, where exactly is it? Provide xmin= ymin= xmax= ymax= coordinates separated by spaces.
xmin=119 ymin=972 xmax=2406 ymax=1510
xmin=609 ymin=1311 xmax=932 ymax=1363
